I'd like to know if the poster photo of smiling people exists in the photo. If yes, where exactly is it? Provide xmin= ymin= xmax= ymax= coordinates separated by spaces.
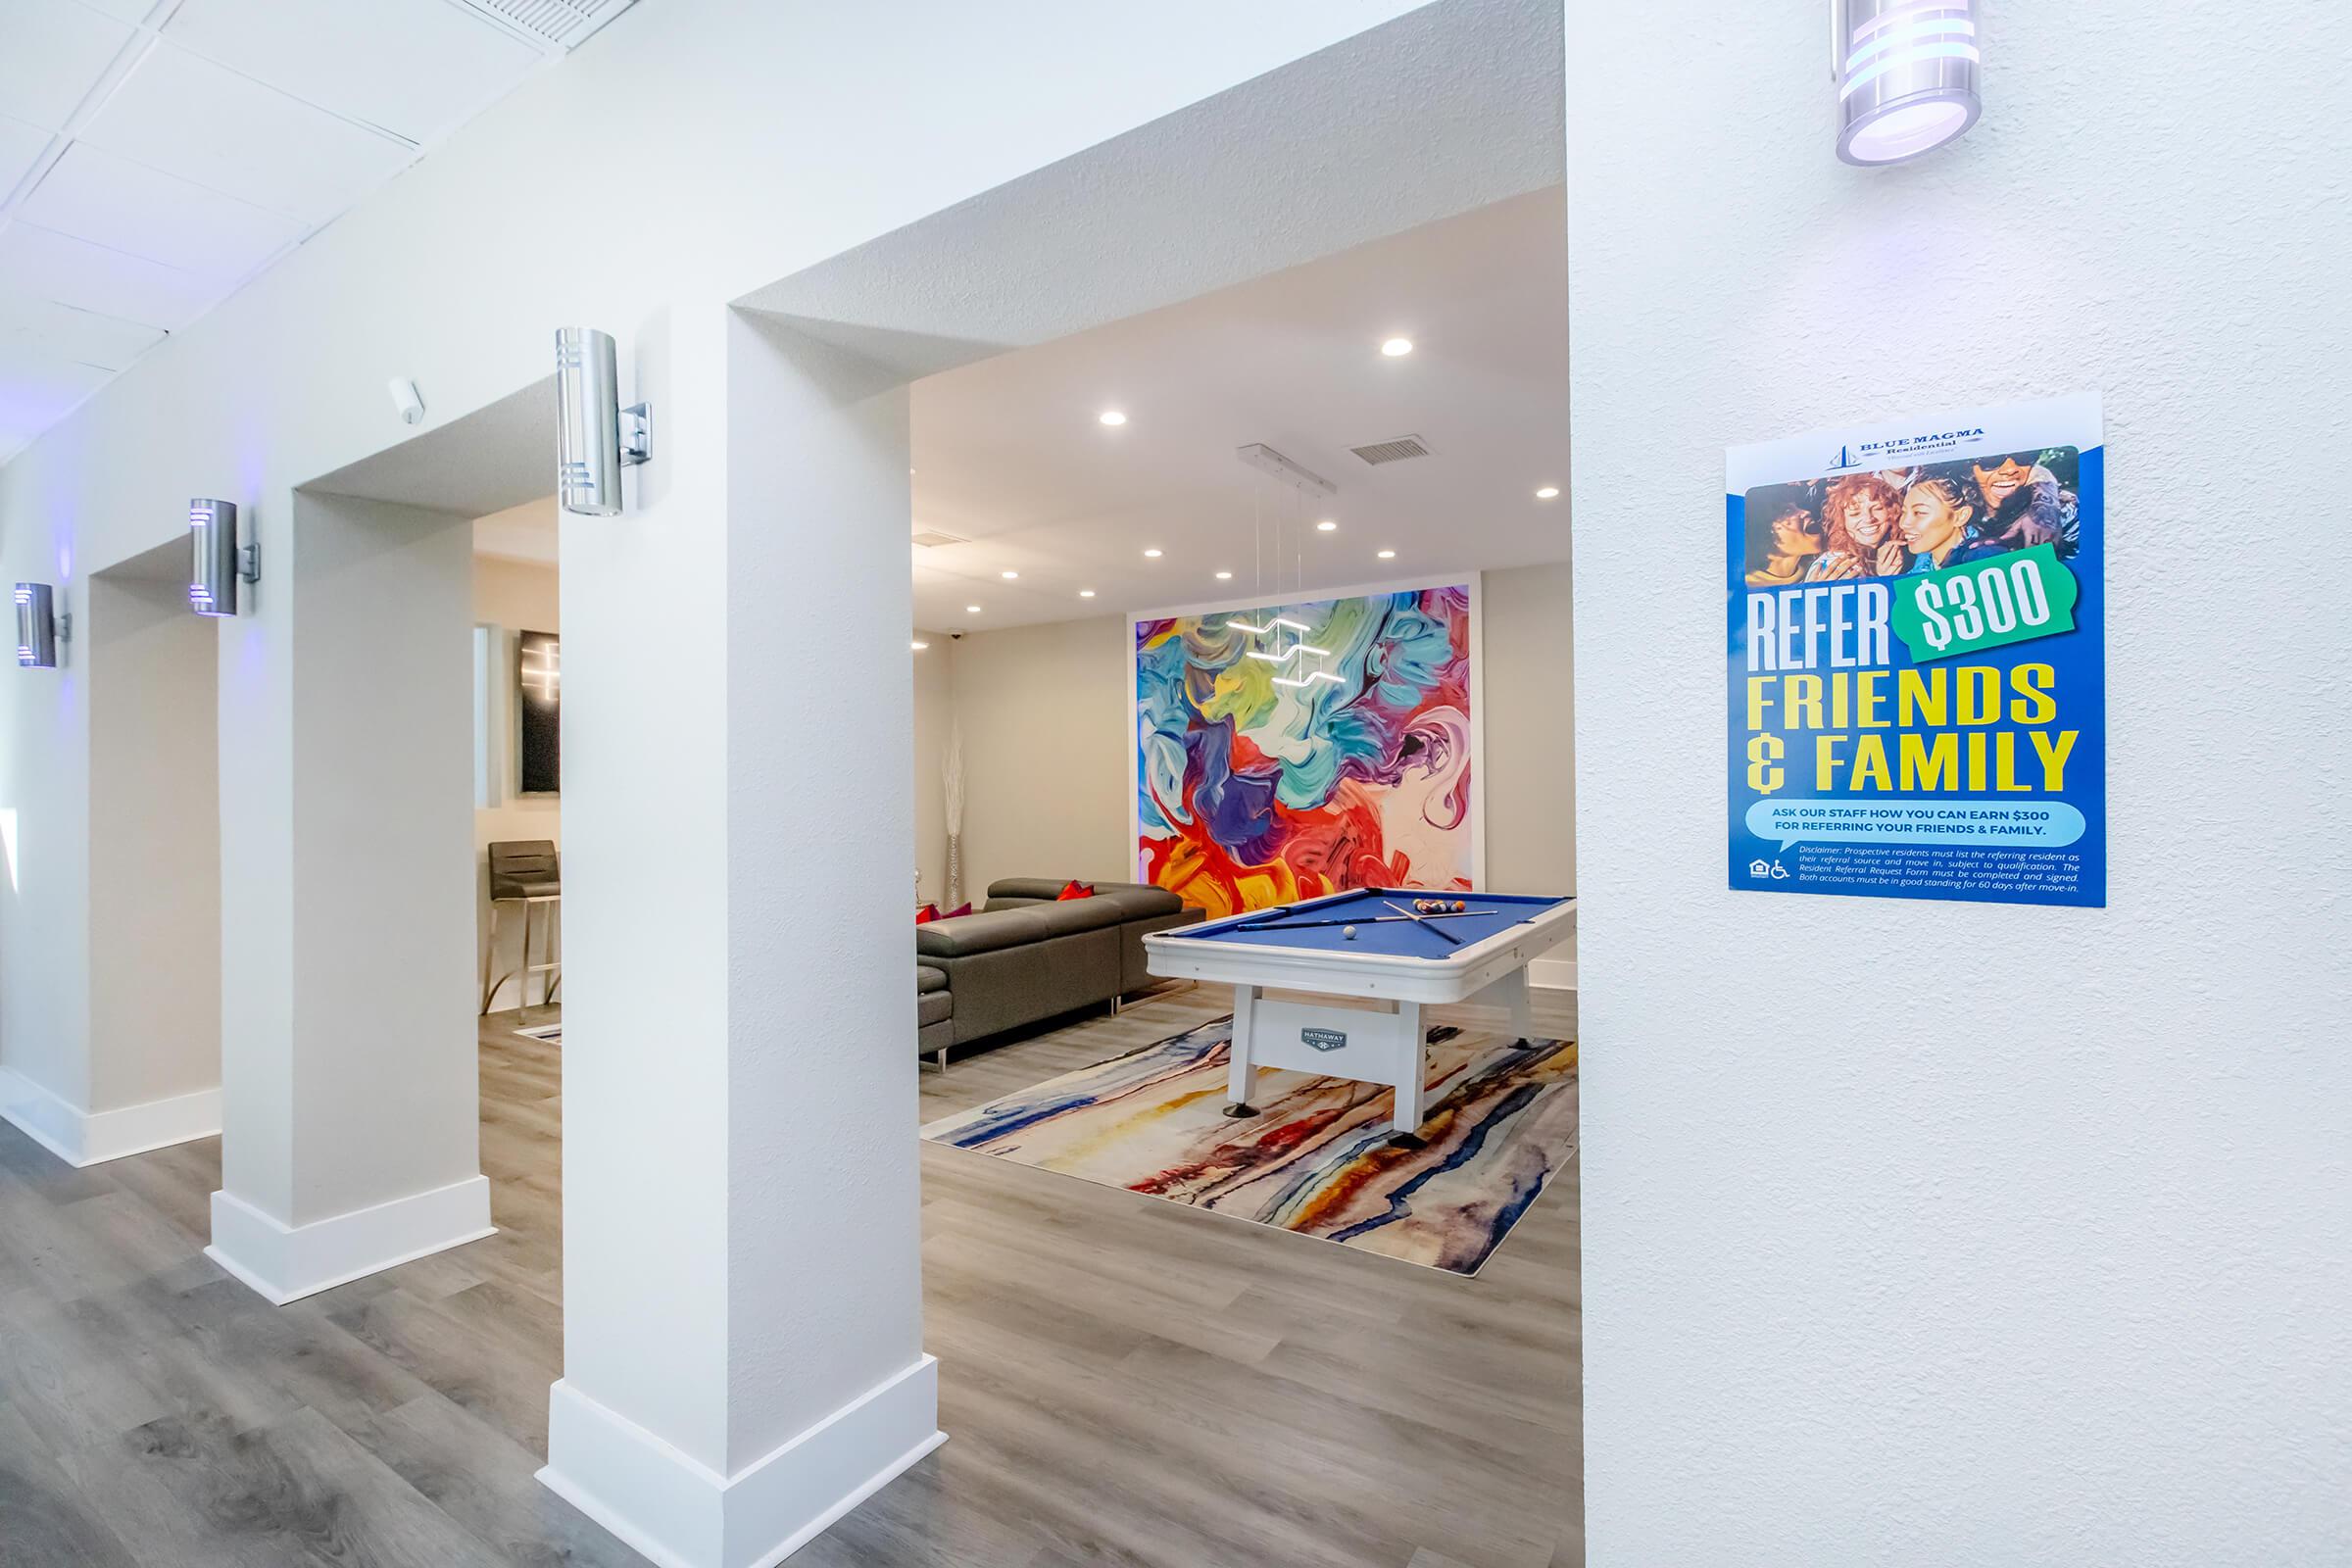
xmin=1741 ymin=447 xmax=2082 ymax=589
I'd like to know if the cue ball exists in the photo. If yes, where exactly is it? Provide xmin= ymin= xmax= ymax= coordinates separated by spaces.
xmin=1343 ymin=925 xmax=1358 ymax=940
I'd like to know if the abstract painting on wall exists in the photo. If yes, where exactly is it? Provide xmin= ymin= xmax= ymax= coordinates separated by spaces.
xmin=516 ymin=629 xmax=561 ymax=794
xmin=1134 ymin=582 xmax=1478 ymax=916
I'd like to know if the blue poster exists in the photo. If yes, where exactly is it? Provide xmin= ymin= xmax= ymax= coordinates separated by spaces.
xmin=1726 ymin=393 xmax=2106 ymax=906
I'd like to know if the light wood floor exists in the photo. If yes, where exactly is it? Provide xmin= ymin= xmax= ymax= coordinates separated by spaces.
xmin=0 ymin=985 xmax=1580 ymax=1567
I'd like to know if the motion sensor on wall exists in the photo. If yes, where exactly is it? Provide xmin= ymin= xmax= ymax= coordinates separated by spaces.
xmin=948 ymin=631 xmax=964 ymax=640
xmin=388 ymin=377 xmax=425 ymax=425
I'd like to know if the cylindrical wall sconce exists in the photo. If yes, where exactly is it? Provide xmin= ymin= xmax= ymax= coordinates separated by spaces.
xmin=189 ymin=498 xmax=258 ymax=616
xmin=1834 ymin=0 xmax=1982 ymax=166
xmin=15 ymin=583 xmax=61 ymax=668
xmin=555 ymin=326 xmax=652 ymax=516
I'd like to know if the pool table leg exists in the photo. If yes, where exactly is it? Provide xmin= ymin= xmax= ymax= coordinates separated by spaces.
xmin=1391 ymin=1000 xmax=1426 ymax=1139
xmin=1499 ymin=965 xmax=1536 ymax=1044
xmin=1224 ymin=984 xmax=1262 ymax=1119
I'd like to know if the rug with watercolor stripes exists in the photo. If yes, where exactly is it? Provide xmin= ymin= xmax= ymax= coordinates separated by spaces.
xmin=919 ymin=1017 xmax=1577 ymax=1276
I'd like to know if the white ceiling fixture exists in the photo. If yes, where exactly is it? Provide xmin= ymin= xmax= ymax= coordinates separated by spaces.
xmin=910 ymin=639 xmax=928 ymax=651
xmin=1316 ymin=518 xmax=1338 ymax=531
xmin=1536 ymin=485 xmax=1559 ymax=500
xmin=1380 ymin=336 xmax=1413 ymax=357
xmin=1078 ymin=589 xmax=1096 ymax=598
xmin=1142 ymin=548 xmax=1162 ymax=559
xmin=1098 ymin=409 xmax=1126 ymax=426
xmin=0 ymin=0 xmax=640 ymax=466
xmin=1377 ymin=549 xmax=1397 ymax=560
xmin=999 ymin=569 xmax=1017 ymax=579
xmin=1214 ymin=570 xmax=1232 ymax=580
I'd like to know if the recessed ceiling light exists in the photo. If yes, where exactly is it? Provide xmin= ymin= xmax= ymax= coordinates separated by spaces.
xmin=965 ymin=604 xmax=982 ymax=613
xmin=1536 ymin=485 xmax=1560 ymax=500
xmin=1316 ymin=519 xmax=1338 ymax=532
xmin=1079 ymin=589 xmax=1097 ymax=598
xmin=1377 ymin=549 xmax=1396 ymax=560
xmin=1099 ymin=410 xmax=1128 ymax=426
xmin=910 ymin=640 xmax=928 ymax=651
xmin=1215 ymin=570 xmax=1233 ymax=580
xmin=1143 ymin=548 xmax=1162 ymax=559
xmin=1001 ymin=569 xmax=1018 ymax=579
xmin=1380 ymin=337 xmax=1413 ymax=358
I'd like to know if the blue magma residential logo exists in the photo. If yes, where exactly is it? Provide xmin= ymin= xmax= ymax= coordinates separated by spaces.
xmin=1827 ymin=427 xmax=1985 ymax=471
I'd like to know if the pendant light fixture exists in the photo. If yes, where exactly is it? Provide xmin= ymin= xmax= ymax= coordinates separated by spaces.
xmin=1834 ymin=0 xmax=1982 ymax=167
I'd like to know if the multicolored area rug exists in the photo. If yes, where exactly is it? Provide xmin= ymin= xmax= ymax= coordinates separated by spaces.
xmin=920 ymin=1017 xmax=1577 ymax=1276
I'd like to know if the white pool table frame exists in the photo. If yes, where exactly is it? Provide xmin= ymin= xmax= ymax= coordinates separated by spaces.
xmin=1143 ymin=891 xmax=1577 ymax=1139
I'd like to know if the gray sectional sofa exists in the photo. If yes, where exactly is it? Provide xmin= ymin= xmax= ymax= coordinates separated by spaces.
xmin=913 ymin=878 xmax=1200 ymax=1064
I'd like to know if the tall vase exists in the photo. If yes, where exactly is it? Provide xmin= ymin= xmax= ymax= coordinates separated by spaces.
xmin=945 ymin=833 xmax=962 ymax=907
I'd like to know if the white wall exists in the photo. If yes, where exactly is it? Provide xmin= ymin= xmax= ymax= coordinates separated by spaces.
xmin=473 ymin=551 xmax=562 ymax=1010
xmin=1567 ymin=5 xmax=2351 ymax=1565
xmin=947 ymin=615 xmax=1135 ymax=900
xmin=86 ymin=567 xmax=220 ymax=1113
xmin=910 ymin=634 xmax=954 ymax=906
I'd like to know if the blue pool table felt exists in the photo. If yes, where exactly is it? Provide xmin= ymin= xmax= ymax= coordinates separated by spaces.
xmin=1162 ymin=889 xmax=1569 ymax=959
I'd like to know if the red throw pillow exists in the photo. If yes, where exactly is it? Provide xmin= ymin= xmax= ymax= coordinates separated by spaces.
xmin=1056 ymin=880 xmax=1095 ymax=901
xmin=914 ymin=904 xmax=940 ymax=924
xmin=941 ymin=902 xmax=972 ymax=919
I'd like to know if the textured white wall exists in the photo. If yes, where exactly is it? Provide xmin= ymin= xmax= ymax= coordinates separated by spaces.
xmin=1567 ymin=5 xmax=2352 ymax=1564
xmin=86 ymin=569 xmax=220 ymax=1113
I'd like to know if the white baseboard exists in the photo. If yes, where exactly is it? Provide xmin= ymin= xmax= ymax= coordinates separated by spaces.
xmin=540 ymin=1354 xmax=945 ymax=1568
xmin=0 ymin=1067 xmax=220 ymax=1167
xmin=205 ymin=1175 xmax=495 ymax=1305
xmin=1529 ymin=956 xmax=1578 ymax=993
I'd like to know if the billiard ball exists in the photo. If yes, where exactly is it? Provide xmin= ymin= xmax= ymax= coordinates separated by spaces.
xmin=1343 ymin=925 xmax=1358 ymax=940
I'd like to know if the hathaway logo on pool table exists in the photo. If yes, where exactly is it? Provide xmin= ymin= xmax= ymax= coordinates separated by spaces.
xmin=1301 ymin=1027 xmax=1348 ymax=1053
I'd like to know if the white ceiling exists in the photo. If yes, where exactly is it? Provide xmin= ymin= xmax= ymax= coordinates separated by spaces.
xmin=908 ymin=186 xmax=1568 ymax=633
xmin=0 ymin=0 xmax=636 ymax=466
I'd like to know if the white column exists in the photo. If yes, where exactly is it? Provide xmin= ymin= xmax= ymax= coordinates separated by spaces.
xmin=541 ymin=304 xmax=936 ymax=1568
xmin=208 ymin=490 xmax=490 ymax=1303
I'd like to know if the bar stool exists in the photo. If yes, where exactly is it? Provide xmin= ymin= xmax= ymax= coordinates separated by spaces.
xmin=482 ymin=840 xmax=562 ymax=1014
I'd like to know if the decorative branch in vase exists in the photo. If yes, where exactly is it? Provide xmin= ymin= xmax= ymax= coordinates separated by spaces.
xmin=943 ymin=718 xmax=965 ymax=908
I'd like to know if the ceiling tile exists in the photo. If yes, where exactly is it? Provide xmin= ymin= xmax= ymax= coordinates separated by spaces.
xmin=0 ymin=222 xmax=220 ymax=330
xmin=163 ymin=0 xmax=544 ymax=145
xmin=0 ymin=0 xmax=137 ymax=130
xmin=79 ymin=43 xmax=414 ymax=225
xmin=0 ymin=295 xmax=166 ymax=370
xmin=0 ymin=114 xmax=54 ymax=197
xmin=16 ymin=141 xmax=306 ymax=282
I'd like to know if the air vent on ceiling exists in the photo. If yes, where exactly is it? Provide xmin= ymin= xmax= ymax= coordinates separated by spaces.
xmin=1349 ymin=434 xmax=1432 ymax=466
xmin=449 ymin=0 xmax=637 ymax=49
xmin=910 ymin=530 xmax=969 ymax=550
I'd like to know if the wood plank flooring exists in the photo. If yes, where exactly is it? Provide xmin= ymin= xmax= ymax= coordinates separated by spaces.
xmin=0 ymin=986 xmax=1580 ymax=1567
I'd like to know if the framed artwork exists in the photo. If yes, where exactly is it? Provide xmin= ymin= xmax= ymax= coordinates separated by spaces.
xmin=516 ymin=628 xmax=561 ymax=795
xmin=1131 ymin=578 xmax=1482 ymax=917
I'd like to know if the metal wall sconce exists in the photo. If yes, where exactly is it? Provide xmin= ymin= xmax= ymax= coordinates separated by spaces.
xmin=15 ymin=583 xmax=66 ymax=667
xmin=555 ymin=327 xmax=652 ymax=516
xmin=1834 ymin=0 xmax=1982 ymax=166
xmin=189 ymin=498 xmax=259 ymax=617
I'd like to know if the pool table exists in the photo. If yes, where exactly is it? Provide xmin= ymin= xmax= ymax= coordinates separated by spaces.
xmin=1143 ymin=888 xmax=1577 ymax=1142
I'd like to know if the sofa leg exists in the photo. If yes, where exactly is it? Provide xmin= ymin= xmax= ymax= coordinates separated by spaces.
xmin=933 ymin=1048 xmax=949 ymax=1073
xmin=1111 ymin=993 xmax=1124 ymax=1015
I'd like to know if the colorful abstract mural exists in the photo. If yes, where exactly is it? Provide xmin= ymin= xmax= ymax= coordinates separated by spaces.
xmin=1134 ymin=582 xmax=1477 ymax=916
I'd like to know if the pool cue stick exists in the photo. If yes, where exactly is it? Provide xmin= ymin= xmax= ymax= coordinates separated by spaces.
xmin=1383 ymin=898 xmax=1464 ymax=946
xmin=1239 ymin=910 xmax=1500 ymax=931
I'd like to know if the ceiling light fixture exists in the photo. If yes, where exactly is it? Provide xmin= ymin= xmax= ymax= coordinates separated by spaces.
xmin=1079 ymin=589 xmax=1097 ymax=598
xmin=1143 ymin=548 xmax=1163 ymax=559
xmin=1381 ymin=337 xmax=1414 ymax=358
xmin=1215 ymin=570 xmax=1233 ymax=580
xmin=1316 ymin=519 xmax=1339 ymax=532
xmin=1001 ymin=570 xmax=1019 ymax=579
xmin=1377 ymin=549 xmax=1397 ymax=560
xmin=911 ymin=640 xmax=929 ymax=651
xmin=965 ymin=604 xmax=982 ymax=613
xmin=1536 ymin=485 xmax=1560 ymax=500
xmin=1099 ymin=410 xmax=1128 ymax=426
xmin=1834 ymin=0 xmax=1982 ymax=166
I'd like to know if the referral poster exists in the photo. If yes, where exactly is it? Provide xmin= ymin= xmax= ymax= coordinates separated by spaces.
xmin=1726 ymin=393 xmax=2106 ymax=907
